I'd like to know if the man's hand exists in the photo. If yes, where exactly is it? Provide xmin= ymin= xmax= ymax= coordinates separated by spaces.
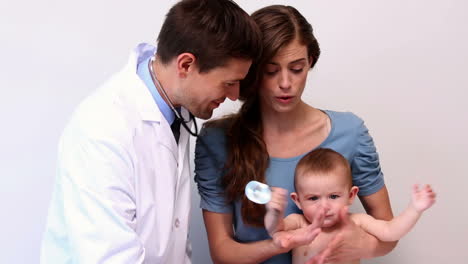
xmin=272 ymin=208 xmax=325 ymax=253
xmin=306 ymin=206 xmax=378 ymax=264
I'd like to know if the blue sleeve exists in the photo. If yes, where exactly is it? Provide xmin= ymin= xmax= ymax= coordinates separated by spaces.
xmin=194 ymin=125 xmax=233 ymax=214
xmin=351 ymin=118 xmax=385 ymax=196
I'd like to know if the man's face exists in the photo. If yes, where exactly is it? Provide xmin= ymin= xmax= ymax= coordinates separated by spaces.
xmin=179 ymin=58 xmax=252 ymax=119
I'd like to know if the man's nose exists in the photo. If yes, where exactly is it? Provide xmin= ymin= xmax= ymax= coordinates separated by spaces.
xmin=226 ymin=85 xmax=240 ymax=101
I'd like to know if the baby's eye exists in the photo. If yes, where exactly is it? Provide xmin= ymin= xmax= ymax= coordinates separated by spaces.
xmin=309 ymin=196 xmax=319 ymax=201
xmin=330 ymin=194 xmax=340 ymax=199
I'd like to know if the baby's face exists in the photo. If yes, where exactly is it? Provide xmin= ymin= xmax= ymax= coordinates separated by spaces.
xmin=293 ymin=172 xmax=355 ymax=228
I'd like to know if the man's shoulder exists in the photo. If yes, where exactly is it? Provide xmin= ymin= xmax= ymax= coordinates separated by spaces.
xmin=62 ymin=82 xmax=141 ymax=145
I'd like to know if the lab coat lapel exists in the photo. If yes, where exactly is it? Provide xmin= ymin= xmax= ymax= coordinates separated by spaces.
xmin=122 ymin=44 xmax=188 ymax=197
xmin=120 ymin=45 xmax=161 ymax=123
xmin=177 ymin=108 xmax=191 ymax=170
xmin=153 ymin=120 xmax=178 ymax=162
xmin=127 ymin=79 xmax=178 ymax=160
xmin=121 ymin=47 xmax=179 ymax=159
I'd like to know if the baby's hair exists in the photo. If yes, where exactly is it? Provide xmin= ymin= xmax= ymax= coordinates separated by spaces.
xmin=294 ymin=148 xmax=352 ymax=190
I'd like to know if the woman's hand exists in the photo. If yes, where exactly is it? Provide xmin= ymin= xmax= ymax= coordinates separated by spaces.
xmin=306 ymin=206 xmax=377 ymax=264
xmin=271 ymin=208 xmax=325 ymax=253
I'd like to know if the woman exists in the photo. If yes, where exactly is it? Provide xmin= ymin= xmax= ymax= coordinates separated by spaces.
xmin=195 ymin=5 xmax=396 ymax=264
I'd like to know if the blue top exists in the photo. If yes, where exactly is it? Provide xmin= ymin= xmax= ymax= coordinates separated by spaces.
xmin=136 ymin=55 xmax=176 ymax=125
xmin=194 ymin=110 xmax=385 ymax=264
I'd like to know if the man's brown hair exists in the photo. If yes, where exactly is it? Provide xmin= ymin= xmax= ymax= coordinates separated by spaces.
xmin=157 ymin=0 xmax=262 ymax=76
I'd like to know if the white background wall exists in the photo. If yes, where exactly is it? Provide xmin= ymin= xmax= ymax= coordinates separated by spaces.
xmin=1 ymin=0 xmax=467 ymax=263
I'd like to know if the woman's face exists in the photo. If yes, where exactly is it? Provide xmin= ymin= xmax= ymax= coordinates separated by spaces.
xmin=259 ymin=38 xmax=311 ymax=114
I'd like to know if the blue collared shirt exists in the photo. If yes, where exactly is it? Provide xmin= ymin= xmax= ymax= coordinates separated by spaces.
xmin=137 ymin=56 xmax=176 ymax=125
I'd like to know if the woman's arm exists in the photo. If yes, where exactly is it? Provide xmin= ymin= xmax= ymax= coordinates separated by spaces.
xmin=358 ymin=185 xmax=398 ymax=256
xmin=350 ymin=185 xmax=399 ymax=258
xmin=204 ymin=210 xmax=324 ymax=264
xmin=360 ymin=185 xmax=393 ymax=220
xmin=203 ymin=210 xmax=286 ymax=264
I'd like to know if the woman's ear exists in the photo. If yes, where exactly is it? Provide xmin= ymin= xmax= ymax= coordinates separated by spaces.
xmin=290 ymin=192 xmax=302 ymax=210
xmin=348 ymin=186 xmax=359 ymax=205
xmin=176 ymin=52 xmax=197 ymax=78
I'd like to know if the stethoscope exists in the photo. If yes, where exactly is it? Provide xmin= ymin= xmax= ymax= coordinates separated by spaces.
xmin=148 ymin=55 xmax=199 ymax=137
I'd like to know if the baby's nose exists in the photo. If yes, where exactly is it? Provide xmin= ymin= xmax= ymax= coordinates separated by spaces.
xmin=320 ymin=201 xmax=331 ymax=211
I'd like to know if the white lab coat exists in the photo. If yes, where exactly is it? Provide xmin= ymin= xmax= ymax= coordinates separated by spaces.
xmin=41 ymin=44 xmax=192 ymax=264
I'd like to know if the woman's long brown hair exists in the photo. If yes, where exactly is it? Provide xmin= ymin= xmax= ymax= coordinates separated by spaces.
xmin=213 ymin=5 xmax=321 ymax=226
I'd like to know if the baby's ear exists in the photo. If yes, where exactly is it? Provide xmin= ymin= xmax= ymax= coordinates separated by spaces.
xmin=348 ymin=186 xmax=359 ymax=205
xmin=290 ymin=192 xmax=302 ymax=210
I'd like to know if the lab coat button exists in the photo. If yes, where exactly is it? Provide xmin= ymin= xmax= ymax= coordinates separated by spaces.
xmin=175 ymin=218 xmax=180 ymax=228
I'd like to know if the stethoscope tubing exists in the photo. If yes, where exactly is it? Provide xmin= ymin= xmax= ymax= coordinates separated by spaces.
xmin=148 ymin=55 xmax=199 ymax=137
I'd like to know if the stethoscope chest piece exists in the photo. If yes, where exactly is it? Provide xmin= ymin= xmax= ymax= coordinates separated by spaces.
xmin=245 ymin=181 xmax=271 ymax=204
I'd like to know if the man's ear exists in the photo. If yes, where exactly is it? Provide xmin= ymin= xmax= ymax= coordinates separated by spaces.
xmin=176 ymin=53 xmax=197 ymax=78
xmin=290 ymin=192 xmax=302 ymax=210
xmin=348 ymin=186 xmax=359 ymax=205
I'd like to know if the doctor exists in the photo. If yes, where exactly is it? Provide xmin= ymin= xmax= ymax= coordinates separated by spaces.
xmin=40 ymin=0 xmax=261 ymax=263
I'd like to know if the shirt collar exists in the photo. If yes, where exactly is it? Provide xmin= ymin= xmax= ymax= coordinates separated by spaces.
xmin=136 ymin=56 xmax=176 ymax=125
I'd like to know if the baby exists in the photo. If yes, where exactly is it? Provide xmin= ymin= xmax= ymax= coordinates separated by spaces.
xmin=265 ymin=148 xmax=436 ymax=264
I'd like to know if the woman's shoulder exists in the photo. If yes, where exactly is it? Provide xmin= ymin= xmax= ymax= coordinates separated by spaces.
xmin=199 ymin=117 xmax=232 ymax=137
xmin=324 ymin=110 xmax=366 ymax=142
xmin=196 ymin=116 xmax=234 ymax=157
xmin=324 ymin=110 xmax=364 ymax=126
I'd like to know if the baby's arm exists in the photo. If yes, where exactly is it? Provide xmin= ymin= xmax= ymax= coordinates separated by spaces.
xmin=265 ymin=187 xmax=290 ymax=236
xmin=265 ymin=188 xmax=323 ymax=249
xmin=352 ymin=184 xmax=436 ymax=242
xmin=265 ymin=188 xmax=313 ymax=234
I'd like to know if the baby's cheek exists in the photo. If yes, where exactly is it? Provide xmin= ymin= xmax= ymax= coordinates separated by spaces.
xmin=303 ymin=208 xmax=316 ymax=222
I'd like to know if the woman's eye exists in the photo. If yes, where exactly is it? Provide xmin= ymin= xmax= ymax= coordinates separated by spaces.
xmin=265 ymin=70 xmax=278 ymax=76
xmin=291 ymin=68 xmax=303 ymax=74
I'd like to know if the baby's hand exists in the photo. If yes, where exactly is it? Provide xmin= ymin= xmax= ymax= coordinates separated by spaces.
xmin=266 ymin=187 xmax=288 ymax=214
xmin=411 ymin=184 xmax=436 ymax=212
xmin=265 ymin=187 xmax=288 ymax=235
